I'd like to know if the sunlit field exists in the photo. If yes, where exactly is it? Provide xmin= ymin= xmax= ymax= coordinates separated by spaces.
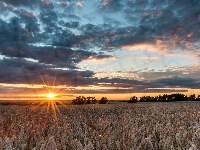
xmin=1 ymin=102 xmax=200 ymax=149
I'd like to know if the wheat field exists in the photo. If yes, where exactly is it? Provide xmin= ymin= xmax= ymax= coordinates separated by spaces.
xmin=0 ymin=102 xmax=200 ymax=150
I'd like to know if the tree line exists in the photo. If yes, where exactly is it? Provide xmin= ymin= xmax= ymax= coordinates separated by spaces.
xmin=72 ymin=96 xmax=108 ymax=105
xmin=129 ymin=93 xmax=200 ymax=103
xmin=72 ymin=93 xmax=200 ymax=104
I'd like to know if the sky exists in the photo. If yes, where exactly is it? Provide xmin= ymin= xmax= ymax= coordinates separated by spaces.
xmin=0 ymin=0 xmax=200 ymax=100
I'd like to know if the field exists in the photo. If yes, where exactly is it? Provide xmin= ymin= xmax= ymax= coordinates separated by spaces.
xmin=0 ymin=102 xmax=200 ymax=150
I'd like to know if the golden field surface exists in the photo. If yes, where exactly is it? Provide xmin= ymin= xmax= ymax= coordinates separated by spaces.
xmin=0 ymin=102 xmax=200 ymax=150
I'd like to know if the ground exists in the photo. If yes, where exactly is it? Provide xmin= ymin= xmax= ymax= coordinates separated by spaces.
xmin=0 ymin=102 xmax=200 ymax=149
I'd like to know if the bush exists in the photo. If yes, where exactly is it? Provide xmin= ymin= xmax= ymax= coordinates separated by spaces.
xmin=72 ymin=96 xmax=87 ymax=105
xmin=99 ymin=97 xmax=108 ymax=104
xmin=72 ymin=96 xmax=97 ymax=105
xmin=128 ymin=96 xmax=138 ymax=103
xmin=86 ymin=97 xmax=97 ymax=104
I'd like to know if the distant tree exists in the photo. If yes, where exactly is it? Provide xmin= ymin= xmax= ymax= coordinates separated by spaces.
xmin=128 ymin=96 xmax=138 ymax=103
xmin=139 ymin=93 xmax=188 ymax=102
xmin=168 ymin=93 xmax=187 ymax=101
xmin=86 ymin=97 xmax=97 ymax=104
xmin=162 ymin=94 xmax=168 ymax=102
xmin=86 ymin=97 xmax=91 ymax=104
xmin=91 ymin=97 xmax=97 ymax=104
xmin=140 ymin=96 xmax=146 ymax=102
xmin=72 ymin=96 xmax=87 ymax=105
xmin=72 ymin=96 xmax=97 ymax=105
xmin=197 ymin=95 xmax=200 ymax=101
xmin=189 ymin=94 xmax=196 ymax=101
xmin=99 ymin=97 xmax=108 ymax=104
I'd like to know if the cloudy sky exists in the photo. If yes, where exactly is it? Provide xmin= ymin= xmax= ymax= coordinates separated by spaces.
xmin=0 ymin=0 xmax=200 ymax=100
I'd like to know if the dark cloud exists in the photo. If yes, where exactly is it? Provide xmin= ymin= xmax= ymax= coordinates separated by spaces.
xmin=73 ymin=0 xmax=197 ymax=53
xmin=0 ymin=43 xmax=114 ymax=68
xmin=13 ymin=9 xmax=40 ymax=37
xmin=0 ymin=57 xmax=95 ymax=85
xmin=7 ymin=0 xmax=200 ymax=54
xmin=0 ymin=0 xmax=200 ymax=94
xmin=2 ymin=0 xmax=39 ymax=7
xmin=191 ymin=0 xmax=200 ymax=7
xmin=0 ymin=56 xmax=199 ymax=92
xmin=121 ymin=0 xmax=200 ymax=51
xmin=154 ymin=77 xmax=200 ymax=88
xmin=65 ymin=21 xmax=79 ymax=28
xmin=0 ymin=14 xmax=114 ymax=69
xmin=65 ymin=14 xmax=81 ymax=20
xmin=40 ymin=5 xmax=57 ymax=27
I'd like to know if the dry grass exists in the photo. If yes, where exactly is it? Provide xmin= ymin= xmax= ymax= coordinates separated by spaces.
xmin=0 ymin=102 xmax=200 ymax=149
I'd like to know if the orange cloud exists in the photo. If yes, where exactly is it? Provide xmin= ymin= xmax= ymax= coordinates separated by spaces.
xmin=122 ymin=43 xmax=171 ymax=55
xmin=76 ymin=1 xmax=83 ymax=7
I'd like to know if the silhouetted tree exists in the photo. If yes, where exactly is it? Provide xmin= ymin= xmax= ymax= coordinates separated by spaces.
xmin=91 ymin=97 xmax=97 ymax=104
xmin=128 ymin=96 xmax=138 ymax=103
xmin=189 ymin=94 xmax=196 ymax=101
xmin=72 ymin=96 xmax=98 ymax=104
xmin=139 ymin=93 xmax=189 ymax=102
xmin=197 ymin=95 xmax=200 ymax=101
xmin=99 ymin=97 xmax=108 ymax=104
xmin=86 ymin=97 xmax=97 ymax=104
xmin=72 ymin=96 xmax=87 ymax=105
xmin=168 ymin=93 xmax=187 ymax=101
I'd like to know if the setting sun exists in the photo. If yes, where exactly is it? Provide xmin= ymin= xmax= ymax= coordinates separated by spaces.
xmin=47 ymin=93 xmax=55 ymax=99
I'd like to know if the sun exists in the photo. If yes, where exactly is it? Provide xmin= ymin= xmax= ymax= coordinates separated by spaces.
xmin=47 ymin=93 xmax=55 ymax=99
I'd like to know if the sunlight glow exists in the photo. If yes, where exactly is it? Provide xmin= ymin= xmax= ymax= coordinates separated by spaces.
xmin=48 ymin=93 xmax=55 ymax=99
